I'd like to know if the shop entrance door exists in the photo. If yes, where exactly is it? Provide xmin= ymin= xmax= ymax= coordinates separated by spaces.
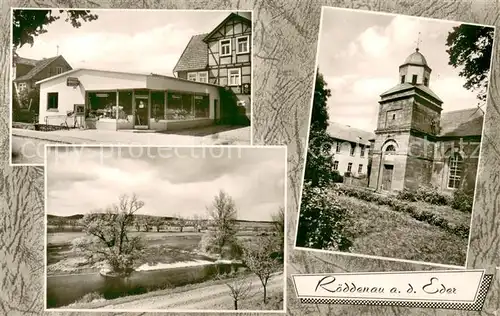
xmin=134 ymin=96 xmax=149 ymax=128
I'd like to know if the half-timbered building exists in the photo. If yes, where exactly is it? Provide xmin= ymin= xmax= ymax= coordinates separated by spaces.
xmin=173 ymin=11 xmax=252 ymax=120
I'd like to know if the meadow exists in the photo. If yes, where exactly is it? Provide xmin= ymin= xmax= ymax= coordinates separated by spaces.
xmin=333 ymin=185 xmax=471 ymax=266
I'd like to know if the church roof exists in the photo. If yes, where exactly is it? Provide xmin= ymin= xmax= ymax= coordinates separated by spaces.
xmin=327 ymin=121 xmax=376 ymax=145
xmin=380 ymin=83 xmax=443 ymax=104
xmin=403 ymin=49 xmax=428 ymax=66
xmin=439 ymin=108 xmax=484 ymax=137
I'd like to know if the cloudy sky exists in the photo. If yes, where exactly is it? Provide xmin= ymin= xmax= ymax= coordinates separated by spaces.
xmin=46 ymin=146 xmax=285 ymax=221
xmin=318 ymin=7 xmax=495 ymax=132
xmin=15 ymin=9 xmax=237 ymax=75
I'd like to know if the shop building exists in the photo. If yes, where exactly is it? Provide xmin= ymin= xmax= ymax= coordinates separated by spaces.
xmin=36 ymin=68 xmax=223 ymax=131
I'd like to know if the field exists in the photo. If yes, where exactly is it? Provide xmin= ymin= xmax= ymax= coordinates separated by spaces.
xmin=338 ymin=194 xmax=469 ymax=266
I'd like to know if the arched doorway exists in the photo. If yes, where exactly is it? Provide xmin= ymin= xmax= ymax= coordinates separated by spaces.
xmin=380 ymin=142 xmax=397 ymax=191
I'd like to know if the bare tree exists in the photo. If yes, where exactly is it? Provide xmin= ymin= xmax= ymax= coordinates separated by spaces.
xmin=192 ymin=214 xmax=202 ymax=232
xmin=206 ymin=190 xmax=238 ymax=258
xmin=134 ymin=218 xmax=141 ymax=232
xmin=222 ymin=274 xmax=253 ymax=310
xmin=242 ymin=235 xmax=282 ymax=304
xmin=174 ymin=214 xmax=187 ymax=232
xmin=76 ymin=194 xmax=145 ymax=276
xmin=151 ymin=217 xmax=163 ymax=232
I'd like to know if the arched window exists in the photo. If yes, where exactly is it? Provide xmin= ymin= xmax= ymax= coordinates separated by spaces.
xmin=448 ymin=152 xmax=463 ymax=189
xmin=385 ymin=145 xmax=396 ymax=154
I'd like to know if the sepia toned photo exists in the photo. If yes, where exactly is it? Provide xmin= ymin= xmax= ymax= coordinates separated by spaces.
xmin=11 ymin=9 xmax=253 ymax=166
xmin=45 ymin=145 xmax=285 ymax=312
xmin=295 ymin=7 xmax=495 ymax=267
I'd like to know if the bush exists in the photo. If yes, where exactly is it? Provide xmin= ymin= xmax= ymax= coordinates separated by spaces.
xmin=332 ymin=170 xmax=343 ymax=183
xmin=396 ymin=186 xmax=451 ymax=206
xmin=198 ymin=232 xmax=217 ymax=254
xmin=336 ymin=185 xmax=469 ymax=238
xmin=12 ymin=109 xmax=37 ymax=123
xmin=296 ymin=182 xmax=352 ymax=251
xmin=198 ymin=232 xmax=242 ymax=259
xmin=451 ymin=190 xmax=474 ymax=213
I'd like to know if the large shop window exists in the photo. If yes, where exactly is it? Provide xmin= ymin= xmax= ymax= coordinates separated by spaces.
xmin=167 ymin=92 xmax=195 ymax=120
xmin=151 ymin=91 xmax=165 ymax=120
xmin=194 ymin=95 xmax=210 ymax=118
xmin=47 ymin=92 xmax=59 ymax=110
xmin=87 ymin=92 xmax=119 ymax=119
xmin=166 ymin=92 xmax=209 ymax=120
xmin=118 ymin=91 xmax=133 ymax=121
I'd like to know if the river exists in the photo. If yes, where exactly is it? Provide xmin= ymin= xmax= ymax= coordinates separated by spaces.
xmin=47 ymin=261 xmax=242 ymax=308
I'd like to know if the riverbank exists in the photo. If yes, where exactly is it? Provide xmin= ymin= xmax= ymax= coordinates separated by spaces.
xmin=47 ymin=231 xmax=252 ymax=275
xmin=61 ymin=272 xmax=284 ymax=311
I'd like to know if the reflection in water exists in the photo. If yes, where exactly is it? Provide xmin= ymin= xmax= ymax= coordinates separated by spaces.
xmin=47 ymin=262 xmax=242 ymax=308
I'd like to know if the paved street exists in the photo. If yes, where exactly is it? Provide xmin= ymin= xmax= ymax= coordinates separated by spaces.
xmin=11 ymin=126 xmax=251 ymax=165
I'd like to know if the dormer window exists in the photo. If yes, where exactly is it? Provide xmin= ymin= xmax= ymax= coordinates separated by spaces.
xmin=424 ymin=77 xmax=429 ymax=86
xmin=400 ymin=75 xmax=405 ymax=84
xmin=220 ymin=39 xmax=231 ymax=57
xmin=412 ymin=74 xmax=417 ymax=85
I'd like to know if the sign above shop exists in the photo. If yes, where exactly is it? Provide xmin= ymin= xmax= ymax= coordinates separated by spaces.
xmin=66 ymin=77 xmax=80 ymax=87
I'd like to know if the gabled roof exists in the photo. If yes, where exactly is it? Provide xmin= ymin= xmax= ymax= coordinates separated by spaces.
xmin=327 ymin=121 xmax=375 ymax=145
xmin=439 ymin=108 xmax=484 ymax=137
xmin=173 ymin=12 xmax=252 ymax=74
xmin=15 ymin=56 xmax=39 ymax=66
xmin=203 ymin=12 xmax=251 ymax=42
xmin=14 ymin=55 xmax=63 ymax=82
xmin=172 ymin=33 xmax=209 ymax=73
xmin=380 ymin=83 xmax=443 ymax=104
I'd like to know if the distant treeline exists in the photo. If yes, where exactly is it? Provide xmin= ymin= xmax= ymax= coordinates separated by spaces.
xmin=47 ymin=213 xmax=276 ymax=233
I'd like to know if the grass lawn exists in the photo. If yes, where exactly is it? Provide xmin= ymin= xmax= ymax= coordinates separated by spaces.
xmin=408 ymin=200 xmax=471 ymax=229
xmin=338 ymin=195 xmax=468 ymax=266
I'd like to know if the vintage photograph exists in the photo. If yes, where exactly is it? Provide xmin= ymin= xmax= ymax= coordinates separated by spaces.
xmin=11 ymin=9 xmax=253 ymax=165
xmin=45 ymin=145 xmax=285 ymax=312
xmin=295 ymin=7 xmax=495 ymax=266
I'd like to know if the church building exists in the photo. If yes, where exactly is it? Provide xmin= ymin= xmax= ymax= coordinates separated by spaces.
xmin=368 ymin=48 xmax=483 ymax=194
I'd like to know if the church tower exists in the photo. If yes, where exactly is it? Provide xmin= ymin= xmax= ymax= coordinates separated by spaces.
xmin=368 ymin=47 xmax=444 ymax=192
